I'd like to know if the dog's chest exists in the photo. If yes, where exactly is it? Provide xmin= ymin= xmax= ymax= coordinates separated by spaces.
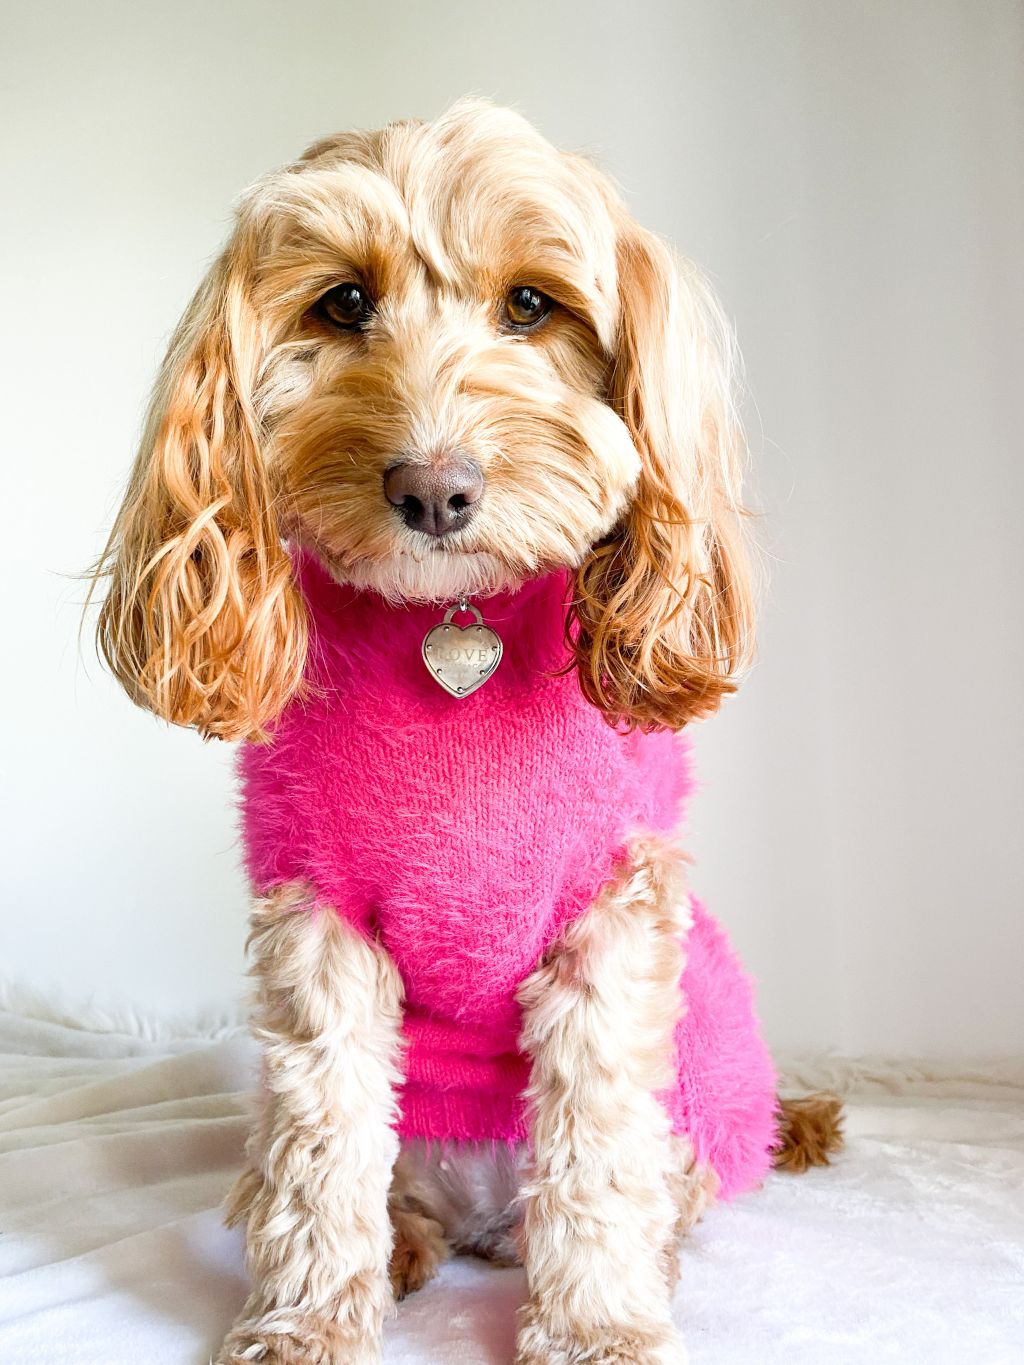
xmin=240 ymin=572 xmax=691 ymax=1024
xmin=301 ymin=685 xmax=650 ymax=1020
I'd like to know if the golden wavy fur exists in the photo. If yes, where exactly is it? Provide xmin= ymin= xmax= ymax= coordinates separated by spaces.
xmin=94 ymin=99 xmax=753 ymax=739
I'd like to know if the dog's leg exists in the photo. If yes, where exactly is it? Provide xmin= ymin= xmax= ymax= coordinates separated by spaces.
xmin=219 ymin=882 xmax=403 ymax=1365
xmin=515 ymin=837 xmax=691 ymax=1365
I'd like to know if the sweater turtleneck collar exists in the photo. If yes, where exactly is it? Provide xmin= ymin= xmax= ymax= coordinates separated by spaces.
xmin=292 ymin=547 xmax=576 ymax=703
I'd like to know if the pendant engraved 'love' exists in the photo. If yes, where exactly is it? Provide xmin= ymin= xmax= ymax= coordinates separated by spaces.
xmin=422 ymin=599 xmax=503 ymax=698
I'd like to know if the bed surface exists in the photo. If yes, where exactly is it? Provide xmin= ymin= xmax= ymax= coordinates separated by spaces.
xmin=1 ymin=1002 xmax=1021 ymax=1364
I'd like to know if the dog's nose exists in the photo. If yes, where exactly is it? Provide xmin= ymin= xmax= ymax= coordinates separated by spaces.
xmin=383 ymin=456 xmax=484 ymax=537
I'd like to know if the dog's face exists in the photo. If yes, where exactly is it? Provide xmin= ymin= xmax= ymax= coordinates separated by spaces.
xmin=97 ymin=101 xmax=753 ymax=739
xmin=263 ymin=110 xmax=636 ymax=605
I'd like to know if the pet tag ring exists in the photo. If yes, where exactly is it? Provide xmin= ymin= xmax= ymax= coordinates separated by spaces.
xmin=422 ymin=598 xmax=503 ymax=698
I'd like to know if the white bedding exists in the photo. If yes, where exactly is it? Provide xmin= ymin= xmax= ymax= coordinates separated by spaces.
xmin=0 ymin=1001 xmax=1021 ymax=1365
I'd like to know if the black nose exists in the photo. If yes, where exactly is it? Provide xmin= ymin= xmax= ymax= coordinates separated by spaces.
xmin=383 ymin=456 xmax=484 ymax=537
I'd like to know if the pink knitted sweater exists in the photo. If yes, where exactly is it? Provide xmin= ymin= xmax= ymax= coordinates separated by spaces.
xmin=240 ymin=554 xmax=777 ymax=1199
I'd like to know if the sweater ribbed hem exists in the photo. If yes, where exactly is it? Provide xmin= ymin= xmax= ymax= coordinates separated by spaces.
xmin=396 ymin=1080 xmax=529 ymax=1144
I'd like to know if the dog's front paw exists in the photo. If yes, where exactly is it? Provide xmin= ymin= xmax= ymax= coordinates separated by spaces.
xmin=217 ymin=1312 xmax=381 ymax=1365
xmin=515 ymin=1311 xmax=687 ymax=1365
xmin=389 ymin=1204 xmax=450 ymax=1300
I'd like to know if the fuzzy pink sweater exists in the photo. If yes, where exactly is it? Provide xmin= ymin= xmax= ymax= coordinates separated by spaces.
xmin=240 ymin=554 xmax=777 ymax=1199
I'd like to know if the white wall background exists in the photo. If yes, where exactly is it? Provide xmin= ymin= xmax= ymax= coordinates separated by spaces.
xmin=2 ymin=0 xmax=1021 ymax=1059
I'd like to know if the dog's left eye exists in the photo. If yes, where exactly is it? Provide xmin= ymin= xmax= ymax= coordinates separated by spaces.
xmin=503 ymin=286 xmax=552 ymax=331
xmin=317 ymin=282 xmax=374 ymax=330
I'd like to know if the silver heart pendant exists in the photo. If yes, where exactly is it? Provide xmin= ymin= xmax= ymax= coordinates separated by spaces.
xmin=422 ymin=600 xmax=503 ymax=698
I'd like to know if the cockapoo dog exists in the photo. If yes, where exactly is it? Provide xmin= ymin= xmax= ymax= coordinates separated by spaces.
xmin=95 ymin=101 xmax=840 ymax=1365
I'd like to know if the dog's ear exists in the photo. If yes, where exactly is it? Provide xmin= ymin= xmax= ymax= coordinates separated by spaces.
xmin=95 ymin=220 xmax=306 ymax=741
xmin=571 ymin=220 xmax=755 ymax=730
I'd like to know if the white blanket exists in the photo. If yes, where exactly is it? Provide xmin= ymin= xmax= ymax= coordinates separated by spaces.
xmin=0 ymin=1000 xmax=1021 ymax=1364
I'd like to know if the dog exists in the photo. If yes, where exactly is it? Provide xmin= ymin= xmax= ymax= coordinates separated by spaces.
xmin=94 ymin=100 xmax=841 ymax=1365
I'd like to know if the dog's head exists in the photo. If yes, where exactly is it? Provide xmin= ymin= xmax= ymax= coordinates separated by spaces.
xmin=97 ymin=101 xmax=753 ymax=740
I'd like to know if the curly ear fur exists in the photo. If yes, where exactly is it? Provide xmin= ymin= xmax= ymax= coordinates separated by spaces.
xmin=94 ymin=227 xmax=306 ymax=742
xmin=571 ymin=222 xmax=755 ymax=731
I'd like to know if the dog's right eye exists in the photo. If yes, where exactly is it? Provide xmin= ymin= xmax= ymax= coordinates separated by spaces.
xmin=317 ymin=282 xmax=374 ymax=331
xmin=503 ymin=286 xmax=552 ymax=331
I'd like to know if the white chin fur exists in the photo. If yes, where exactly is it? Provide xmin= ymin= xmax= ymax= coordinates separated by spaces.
xmin=323 ymin=549 xmax=522 ymax=604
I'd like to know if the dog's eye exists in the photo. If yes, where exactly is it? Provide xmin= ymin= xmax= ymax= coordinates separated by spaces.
xmin=317 ymin=282 xmax=374 ymax=330
xmin=503 ymin=286 xmax=552 ymax=331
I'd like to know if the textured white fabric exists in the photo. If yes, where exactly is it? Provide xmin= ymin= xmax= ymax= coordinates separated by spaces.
xmin=0 ymin=1004 xmax=1022 ymax=1365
